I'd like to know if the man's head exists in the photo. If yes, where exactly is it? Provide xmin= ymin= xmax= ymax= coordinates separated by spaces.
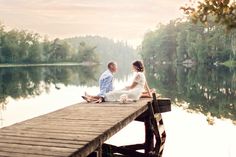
xmin=107 ymin=61 xmax=117 ymax=73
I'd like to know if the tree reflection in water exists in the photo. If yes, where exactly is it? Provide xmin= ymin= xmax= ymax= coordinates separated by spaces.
xmin=1 ymin=64 xmax=235 ymax=123
xmin=146 ymin=64 xmax=236 ymax=122
xmin=0 ymin=65 xmax=99 ymax=109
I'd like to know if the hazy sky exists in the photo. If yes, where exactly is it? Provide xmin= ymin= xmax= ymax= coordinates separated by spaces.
xmin=0 ymin=0 xmax=188 ymax=47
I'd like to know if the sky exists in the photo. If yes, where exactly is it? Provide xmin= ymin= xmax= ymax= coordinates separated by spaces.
xmin=0 ymin=0 xmax=189 ymax=47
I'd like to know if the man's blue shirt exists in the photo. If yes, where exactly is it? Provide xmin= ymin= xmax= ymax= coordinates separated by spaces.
xmin=98 ymin=70 xmax=113 ymax=97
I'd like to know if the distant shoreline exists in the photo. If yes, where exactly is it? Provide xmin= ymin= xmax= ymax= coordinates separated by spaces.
xmin=0 ymin=62 xmax=98 ymax=68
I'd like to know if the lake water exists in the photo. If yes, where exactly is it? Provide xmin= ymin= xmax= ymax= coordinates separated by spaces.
xmin=0 ymin=64 xmax=235 ymax=157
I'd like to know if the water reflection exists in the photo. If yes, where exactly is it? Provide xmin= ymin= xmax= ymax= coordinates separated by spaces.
xmin=106 ymin=106 xmax=236 ymax=157
xmin=0 ymin=66 xmax=99 ymax=107
xmin=1 ymin=64 xmax=235 ymax=123
xmin=146 ymin=64 xmax=236 ymax=122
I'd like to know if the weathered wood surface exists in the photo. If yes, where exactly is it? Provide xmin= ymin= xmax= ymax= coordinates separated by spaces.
xmin=0 ymin=99 xmax=151 ymax=157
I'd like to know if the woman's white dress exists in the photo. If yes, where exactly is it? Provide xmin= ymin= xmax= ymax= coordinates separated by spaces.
xmin=104 ymin=72 xmax=146 ymax=101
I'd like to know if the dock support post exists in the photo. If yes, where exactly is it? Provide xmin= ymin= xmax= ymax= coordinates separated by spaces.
xmin=88 ymin=142 xmax=102 ymax=157
xmin=87 ymin=152 xmax=98 ymax=157
xmin=144 ymin=102 xmax=154 ymax=154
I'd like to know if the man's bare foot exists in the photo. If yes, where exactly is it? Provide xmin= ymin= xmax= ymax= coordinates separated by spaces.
xmin=94 ymin=98 xmax=103 ymax=103
xmin=81 ymin=96 xmax=91 ymax=103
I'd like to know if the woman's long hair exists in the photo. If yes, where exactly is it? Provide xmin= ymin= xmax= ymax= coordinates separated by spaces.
xmin=132 ymin=60 xmax=144 ymax=72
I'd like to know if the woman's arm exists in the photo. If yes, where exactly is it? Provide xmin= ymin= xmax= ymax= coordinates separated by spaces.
xmin=126 ymin=81 xmax=138 ymax=90
xmin=144 ymin=81 xmax=152 ymax=97
xmin=126 ymin=74 xmax=140 ymax=90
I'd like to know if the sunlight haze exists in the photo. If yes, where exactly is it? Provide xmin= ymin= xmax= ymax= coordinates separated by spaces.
xmin=0 ymin=0 xmax=188 ymax=47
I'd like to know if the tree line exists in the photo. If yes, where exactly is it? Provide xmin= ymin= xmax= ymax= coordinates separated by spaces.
xmin=0 ymin=23 xmax=98 ymax=63
xmin=140 ymin=19 xmax=236 ymax=65
xmin=0 ymin=23 xmax=137 ymax=64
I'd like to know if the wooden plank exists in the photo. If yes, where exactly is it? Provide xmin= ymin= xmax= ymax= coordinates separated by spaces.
xmin=0 ymin=138 xmax=83 ymax=149
xmin=0 ymin=131 xmax=99 ymax=142
xmin=2 ymin=125 xmax=110 ymax=132
xmin=122 ymin=144 xmax=145 ymax=150
xmin=1 ymin=127 xmax=102 ymax=135
xmin=0 ymin=151 xmax=56 ymax=157
xmin=16 ymin=120 xmax=120 ymax=126
xmin=0 ymin=132 xmax=92 ymax=144
xmin=0 ymin=135 xmax=86 ymax=148
xmin=5 ymin=123 xmax=118 ymax=130
xmin=21 ymin=120 xmax=116 ymax=125
xmin=0 ymin=134 xmax=88 ymax=145
xmin=0 ymin=143 xmax=74 ymax=156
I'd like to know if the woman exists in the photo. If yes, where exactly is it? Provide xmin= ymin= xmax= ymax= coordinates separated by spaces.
xmin=82 ymin=60 xmax=152 ymax=103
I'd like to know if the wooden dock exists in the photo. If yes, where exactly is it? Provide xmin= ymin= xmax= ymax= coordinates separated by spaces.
xmin=0 ymin=95 xmax=171 ymax=157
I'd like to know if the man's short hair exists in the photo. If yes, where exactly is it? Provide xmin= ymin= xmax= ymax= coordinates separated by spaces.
xmin=107 ymin=61 xmax=116 ymax=69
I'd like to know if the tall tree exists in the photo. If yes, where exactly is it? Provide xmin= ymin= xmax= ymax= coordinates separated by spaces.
xmin=181 ymin=0 xmax=236 ymax=30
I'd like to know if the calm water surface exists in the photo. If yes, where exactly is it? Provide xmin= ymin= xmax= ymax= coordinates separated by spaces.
xmin=0 ymin=65 xmax=235 ymax=157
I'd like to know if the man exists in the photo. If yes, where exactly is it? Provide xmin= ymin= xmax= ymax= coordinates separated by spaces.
xmin=98 ymin=61 xmax=117 ymax=98
xmin=82 ymin=61 xmax=117 ymax=103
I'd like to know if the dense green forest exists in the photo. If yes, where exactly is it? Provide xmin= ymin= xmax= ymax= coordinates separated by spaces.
xmin=0 ymin=23 xmax=97 ymax=63
xmin=140 ymin=19 xmax=236 ymax=65
xmin=0 ymin=23 xmax=137 ymax=65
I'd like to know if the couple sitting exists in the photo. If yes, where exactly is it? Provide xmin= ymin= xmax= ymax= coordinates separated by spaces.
xmin=82 ymin=60 xmax=154 ymax=103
